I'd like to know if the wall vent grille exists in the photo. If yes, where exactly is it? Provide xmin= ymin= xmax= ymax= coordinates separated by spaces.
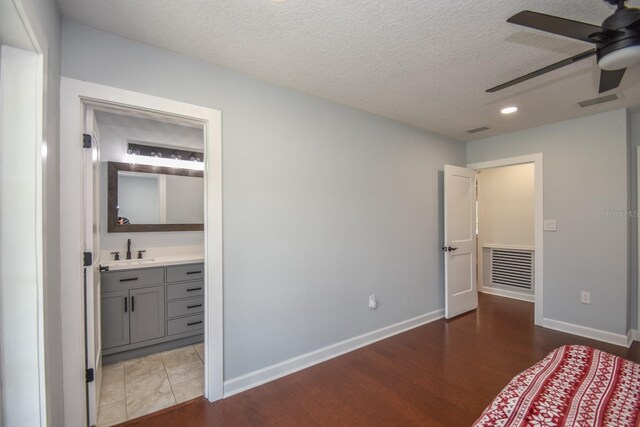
xmin=466 ymin=126 xmax=490 ymax=134
xmin=577 ymin=94 xmax=618 ymax=108
xmin=491 ymin=249 xmax=534 ymax=290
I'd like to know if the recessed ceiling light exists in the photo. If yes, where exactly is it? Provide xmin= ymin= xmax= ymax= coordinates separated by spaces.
xmin=501 ymin=106 xmax=518 ymax=115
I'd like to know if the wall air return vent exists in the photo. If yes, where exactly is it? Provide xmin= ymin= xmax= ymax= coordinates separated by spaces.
xmin=490 ymin=249 xmax=534 ymax=291
xmin=577 ymin=94 xmax=618 ymax=108
xmin=466 ymin=126 xmax=490 ymax=134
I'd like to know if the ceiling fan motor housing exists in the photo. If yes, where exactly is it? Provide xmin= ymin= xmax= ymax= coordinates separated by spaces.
xmin=603 ymin=0 xmax=626 ymax=7
xmin=596 ymin=7 xmax=640 ymax=70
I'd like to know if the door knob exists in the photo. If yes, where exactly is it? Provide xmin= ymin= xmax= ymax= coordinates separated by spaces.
xmin=442 ymin=246 xmax=458 ymax=252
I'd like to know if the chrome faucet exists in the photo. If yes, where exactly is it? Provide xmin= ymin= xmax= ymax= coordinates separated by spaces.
xmin=126 ymin=238 xmax=132 ymax=260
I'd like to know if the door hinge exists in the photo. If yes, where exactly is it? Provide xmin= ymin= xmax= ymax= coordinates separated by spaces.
xmin=83 ymin=133 xmax=92 ymax=148
xmin=84 ymin=251 xmax=92 ymax=267
xmin=86 ymin=368 xmax=95 ymax=383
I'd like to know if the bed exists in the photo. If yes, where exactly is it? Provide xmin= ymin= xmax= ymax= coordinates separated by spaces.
xmin=472 ymin=345 xmax=640 ymax=427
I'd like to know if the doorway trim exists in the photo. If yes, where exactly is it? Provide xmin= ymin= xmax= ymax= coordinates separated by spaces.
xmin=1 ymin=0 xmax=49 ymax=425
xmin=467 ymin=153 xmax=543 ymax=326
xmin=60 ymin=78 xmax=223 ymax=425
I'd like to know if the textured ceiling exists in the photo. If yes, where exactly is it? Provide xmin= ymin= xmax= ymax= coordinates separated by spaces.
xmin=59 ymin=0 xmax=640 ymax=141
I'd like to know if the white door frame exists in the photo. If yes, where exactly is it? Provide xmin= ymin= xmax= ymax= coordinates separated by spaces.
xmin=467 ymin=153 xmax=543 ymax=326
xmin=1 ymin=0 xmax=49 ymax=425
xmin=60 ymin=78 xmax=224 ymax=425
xmin=637 ymin=146 xmax=640 ymax=339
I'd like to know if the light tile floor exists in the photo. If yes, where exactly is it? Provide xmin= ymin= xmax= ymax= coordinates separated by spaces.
xmin=97 ymin=342 xmax=204 ymax=426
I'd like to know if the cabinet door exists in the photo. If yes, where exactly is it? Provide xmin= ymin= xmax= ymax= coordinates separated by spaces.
xmin=129 ymin=286 xmax=166 ymax=344
xmin=101 ymin=290 xmax=130 ymax=349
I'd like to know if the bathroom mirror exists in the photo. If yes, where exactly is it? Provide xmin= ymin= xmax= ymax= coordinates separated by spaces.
xmin=107 ymin=161 xmax=204 ymax=232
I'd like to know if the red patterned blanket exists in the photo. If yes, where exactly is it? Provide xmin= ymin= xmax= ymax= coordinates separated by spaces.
xmin=473 ymin=345 xmax=640 ymax=427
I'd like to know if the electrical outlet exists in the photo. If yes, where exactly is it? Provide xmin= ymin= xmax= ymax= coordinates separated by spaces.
xmin=369 ymin=294 xmax=377 ymax=309
xmin=581 ymin=291 xmax=591 ymax=304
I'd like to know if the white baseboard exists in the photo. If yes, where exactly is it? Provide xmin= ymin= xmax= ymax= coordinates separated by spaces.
xmin=223 ymin=308 xmax=445 ymax=397
xmin=629 ymin=329 xmax=638 ymax=346
xmin=542 ymin=318 xmax=631 ymax=348
xmin=480 ymin=286 xmax=534 ymax=303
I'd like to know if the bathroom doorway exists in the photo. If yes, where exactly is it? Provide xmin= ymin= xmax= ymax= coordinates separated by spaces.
xmin=93 ymin=108 xmax=209 ymax=425
xmin=60 ymin=79 xmax=223 ymax=426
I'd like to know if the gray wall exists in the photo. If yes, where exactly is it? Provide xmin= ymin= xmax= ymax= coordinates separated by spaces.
xmin=468 ymin=109 xmax=630 ymax=336
xmin=62 ymin=21 xmax=466 ymax=379
xmin=33 ymin=0 xmax=64 ymax=425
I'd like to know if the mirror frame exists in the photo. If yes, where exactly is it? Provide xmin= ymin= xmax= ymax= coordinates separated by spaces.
xmin=107 ymin=161 xmax=204 ymax=232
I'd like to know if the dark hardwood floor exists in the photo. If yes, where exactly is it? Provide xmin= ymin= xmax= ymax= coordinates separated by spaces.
xmin=120 ymin=294 xmax=640 ymax=426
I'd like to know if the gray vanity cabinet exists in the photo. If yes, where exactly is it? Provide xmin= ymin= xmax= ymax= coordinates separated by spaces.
xmin=102 ymin=286 xmax=165 ymax=348
xmin=101 ymin=263 xmax=204 ymax=360
xmin=129 ymin=286 xmax=165 ymax=344
xmin=101 ymin=290 xmax=130 ymax=349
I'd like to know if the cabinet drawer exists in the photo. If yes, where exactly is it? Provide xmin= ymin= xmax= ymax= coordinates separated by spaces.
xmin=166 ymin=263 xmax=204 ymax=283
xmin=102 ymin=267 xmax=164 ymax=292
xmin=167 ymin=297 xmax=204 ymax=318
xmin=168 ymin=314 xmax=204 ymax=335
xmin=167 ymin=281 xmax=204 ymax=301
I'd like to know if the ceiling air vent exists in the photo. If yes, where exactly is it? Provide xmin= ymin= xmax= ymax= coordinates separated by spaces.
xmin=466 ymin=126 xmax=490 ymax=134
xmin=577 ymin=94 xmax=618 ymax=108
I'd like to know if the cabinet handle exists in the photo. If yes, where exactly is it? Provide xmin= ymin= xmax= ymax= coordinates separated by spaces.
xmin=187 ymin=304 xmax=203 ymax=309
xmin=131 ymin=296 xmax=135 ymax=312
xmin=186 ymin=287 xmax=202 ymax=292
xmin=119 ymin=277 xmax=138 ymax=282
xmin=186 ymin=271 xmax=202 ymax=275
xmin=187 ymin=321 xmax=202 ymax=326
xmin=124 ymin=297 xmax=127 ymax=313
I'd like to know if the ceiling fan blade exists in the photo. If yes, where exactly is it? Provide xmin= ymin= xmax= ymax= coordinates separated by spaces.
xmin=599 ymin=68 xmax=626 ymax=92
xmin=486 ymin=49 xmax=596 ymax=93
xmin=508 ymin=11 xmax=622 ymax=43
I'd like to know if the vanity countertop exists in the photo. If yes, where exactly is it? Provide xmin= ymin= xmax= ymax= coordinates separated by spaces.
xmin=101 ymin=254 xmax=204 ymax=271
xmin=99 ymin=245 xmax=204 ymax=271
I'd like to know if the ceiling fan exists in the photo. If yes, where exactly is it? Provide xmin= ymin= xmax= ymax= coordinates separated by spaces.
xmin=487 ymin=0 xmax=640 ymax=93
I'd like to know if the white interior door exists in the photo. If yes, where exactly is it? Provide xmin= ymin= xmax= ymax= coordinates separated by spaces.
xmin=443 ymin=165 xmax=477 ymax=319
xmin=84 ymin=106 xmax=102 ymax=426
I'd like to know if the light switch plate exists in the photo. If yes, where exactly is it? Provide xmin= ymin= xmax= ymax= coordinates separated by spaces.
xmin=543 ymin=219 xmax=557 ymax=231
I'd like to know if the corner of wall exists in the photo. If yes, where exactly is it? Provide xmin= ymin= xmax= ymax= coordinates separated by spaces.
xmin=628 ymin=110 xmax=640 ymax=335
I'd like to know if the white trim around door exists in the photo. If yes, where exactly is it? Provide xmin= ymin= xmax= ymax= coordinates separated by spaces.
xmin=467 ymin=153 xmax=544 ymax=326
xmin=60 ymin=78 xmax=223 ymax=426
xmin=1 ymin=0 xmax=49 ymax=425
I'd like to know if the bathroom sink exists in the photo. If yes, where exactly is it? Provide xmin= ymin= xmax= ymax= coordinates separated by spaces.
xmin=100 ymin=258 xmax=155 ymax=270
xmin=103 ymin=258 xmax=156 ymax=268
xmin=100 ymin=254 xmax=204 ymax=271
